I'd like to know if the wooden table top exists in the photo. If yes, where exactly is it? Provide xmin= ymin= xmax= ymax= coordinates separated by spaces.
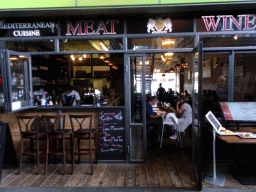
xmin=209 ymin=127 xmax=256 ymax=144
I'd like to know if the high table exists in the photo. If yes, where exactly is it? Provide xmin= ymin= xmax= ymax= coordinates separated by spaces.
xmin=209 ymin=127 xmax=256 ymax=185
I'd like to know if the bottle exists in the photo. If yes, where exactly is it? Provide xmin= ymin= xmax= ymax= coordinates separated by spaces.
xmin=12 ymin=72 xmax=17 ymax=86
xmin=41 ymin=93 xmax=47 ymax=106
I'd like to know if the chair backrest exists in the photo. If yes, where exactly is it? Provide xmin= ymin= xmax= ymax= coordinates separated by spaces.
xmin=42 ymin=114 xmax=65 ymax=133
xmin=164 ymin=113 xmax=178 ymax=125
xmin=16 ymin=115 xmax=40 ymax=133
xmin=69 ymin=114 xmax=93 ymax=132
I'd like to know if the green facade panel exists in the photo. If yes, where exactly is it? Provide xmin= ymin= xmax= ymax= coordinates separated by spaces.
xmin=1 ymin=0 xmax=75 ymax=9
xmin=0 ymin=0 xmax=249 ymax=9
xmin=77 ymin=0 xmax=158 ymax=6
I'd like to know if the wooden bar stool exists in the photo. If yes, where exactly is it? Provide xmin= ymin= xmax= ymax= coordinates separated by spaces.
xmin=16 ymin=115 xmax=46 ymax=175
xmin=43 ymin=114 xmax=72 ymax=175
xmin=69 ymin=114 xmax=97 ymax=175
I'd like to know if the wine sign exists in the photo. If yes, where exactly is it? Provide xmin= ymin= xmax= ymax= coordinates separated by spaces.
xmin=98 ymin=109 xmax=125 ymax=160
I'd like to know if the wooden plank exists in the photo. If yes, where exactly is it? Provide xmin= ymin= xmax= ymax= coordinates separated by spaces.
xmin=114 ymin=164 xmax=126 ymax=187
xmin=145 ymin=160 xmax=159 ymax=187
xmin=39 ymin=164 xmax=64 ymax=187
xmin=29 ymin=164 xmax=59 ymax=187
xmin=54 ymin=174 xmax=71 ymax=187
xmin=162 ymin=151 xmax=183 ymax=187
xmin=100 ymin=164 xmax=118 ymax=187
xmin=85 ymin=164 xmax=107 ymax=187
xmin=155 ymin=157 xmax=172 ymax=187
xmin=0 ymin=167 xmax=18 ymax=180
xmin=0 ymin=164 xmax=34 ymax=187
xmin=171 ymin=149 xmax=195 ymax=188
xmin=17 ymin=165 xmax=44 ymax=187
xmin=124 ymin=164 xmax=136 ymax=187
xmin=8 ymin=164 xmax=38 ymax=187
xmin=63 ymin=164 xmax=91 ymax=187
xmin=135 ymin=164 xmax=147 ymax=187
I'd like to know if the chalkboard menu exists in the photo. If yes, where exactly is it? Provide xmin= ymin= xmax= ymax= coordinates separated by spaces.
xmin=98 ymin=109 xmax=125 ymax=160
xmin=0 ymin=122 xmax=19 ymax=182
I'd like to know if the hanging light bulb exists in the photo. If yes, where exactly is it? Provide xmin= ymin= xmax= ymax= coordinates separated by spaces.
xmin=83 ymin=54 xmax=87 ymax=58
xmin=104 ymin=58 xmax=111 ymax=63
xmin=181 ymin=62 xmax=189 ymax=68
xmin=98 ymin=54 xmax=105 ymax=60
xmin=175 ymin=64 xmax=181 ymax=69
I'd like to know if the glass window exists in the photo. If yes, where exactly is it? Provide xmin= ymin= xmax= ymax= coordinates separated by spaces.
xmin=9 ymin=54 xmax=32 ymax=110
xmin=202 ymin=54 xmax=229 ymax=118
xmin=0 ymin=61 xmax=4 ymax=107
xmin=234 ymin=53 xmax=256 ymax=102
xmin=6 ymin=40 xmax=54 ymax=52
xmin=59 ymin=39 xmax=123 ymax=51
xmin=128 ymin=36 xmax=194 ymax=50
xmin=200 ymin=34 xmax=256 ymax=47
xmin=31 ymin=53 xmax=124 ymax=107
xmin=127 ymin=18 xmax=194 ymax=34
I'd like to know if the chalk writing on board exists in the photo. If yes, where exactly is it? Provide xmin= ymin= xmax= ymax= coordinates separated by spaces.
xmin=98 ymin=110 xmax=125 ymax=160
xmin=101 ymin=148 xmax=124 ymax=153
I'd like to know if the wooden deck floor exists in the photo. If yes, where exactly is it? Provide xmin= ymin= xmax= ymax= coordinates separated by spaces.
xmin=0 ymin=137 xmax=255 ymax=189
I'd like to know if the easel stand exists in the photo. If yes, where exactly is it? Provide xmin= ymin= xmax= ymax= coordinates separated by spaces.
xmin=204 ymin=129 xmax=225 ymax=186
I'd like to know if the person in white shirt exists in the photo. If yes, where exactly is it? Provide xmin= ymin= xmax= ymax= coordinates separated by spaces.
xmin=170 ymin=95 xmax=192 ymax=140
xmin=61 ymin=85 xmax=81 ymax=106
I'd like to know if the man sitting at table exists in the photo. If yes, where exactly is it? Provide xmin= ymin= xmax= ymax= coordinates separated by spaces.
xmin=146 ymin=96 xmax=164 ymax=146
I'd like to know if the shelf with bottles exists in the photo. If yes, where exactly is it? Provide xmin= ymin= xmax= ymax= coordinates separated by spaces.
xmin=11 ymin=72 xmax=25 ymax=87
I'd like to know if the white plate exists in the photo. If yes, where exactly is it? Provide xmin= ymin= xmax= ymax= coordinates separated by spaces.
xmin=217 ymin=131 xmax=239 ymax=136
xmin=237 ymin=132 xmax=256 ymax=139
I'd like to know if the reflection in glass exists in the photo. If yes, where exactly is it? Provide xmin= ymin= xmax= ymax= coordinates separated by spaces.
xmin=0 ymin=60 xmax=3 ymax=106
xmin=59 ymin=39 xmax=123 ymax=51
xmin=200 ymin=34 xmax=256 ymax=47
xmin=234 ymin=53 xmax=256 ymax=102
xmin=6 ymin=40 xmax=54 ymax=52
xmin=10 ymin=55 xmax=30 ymax=110
xmin=202 ymin=54 xmax=229 ymax=118
xmin=128 ymin=37 xmax=194 ymax=50
xmin=130 ymin=56 xmax=144 ymax=161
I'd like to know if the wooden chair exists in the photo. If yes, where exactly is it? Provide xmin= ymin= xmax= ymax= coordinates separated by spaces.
xmin=16 ymin=115 xmax=46 ymax=175
xmin=69 ymin=114 xmax=97 ymax=175
xmin=43 ymin=114 xmax=72 ymax=175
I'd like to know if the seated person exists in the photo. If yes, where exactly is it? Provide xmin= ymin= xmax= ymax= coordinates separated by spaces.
xmin=60 ymin=85 xmax=81 ymax=106
xmin=170 ymin=95 xmax=192 ymax=140
xmin=163 ymin=106 xmax=177 ymax=136
xmin=146 ymin=96 xmax=163 ymax=145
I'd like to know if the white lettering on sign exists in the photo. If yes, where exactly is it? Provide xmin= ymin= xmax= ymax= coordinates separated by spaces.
xmin=13 ymin=30 xmax=40 ymax=37
xmin=65 ymin=20 xmax=119 ymax=36
xmin=202 ymin=15 xmax=256 ymax=31
xmin=0 ymin=22 xmax=55 ymax=29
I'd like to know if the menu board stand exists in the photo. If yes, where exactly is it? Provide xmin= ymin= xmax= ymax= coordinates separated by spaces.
xmin=0 ymin=122 xmax=19 ymax=182
xmin=204 ymin=111 xmax=225 ymax=187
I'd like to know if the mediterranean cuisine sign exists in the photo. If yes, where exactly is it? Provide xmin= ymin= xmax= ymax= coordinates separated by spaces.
xmin=202 ymin=15 xmax=256 ymax=31
xmin=0 ymin=22 xmax=56 ymax=37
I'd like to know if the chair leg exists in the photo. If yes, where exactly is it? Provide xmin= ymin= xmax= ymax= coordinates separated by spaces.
xmin=19 ymin=137 xmax=24 ymax=175
xmin=45 ymin=136 xmax=49 ymax=175
xmin=63 ymin=138 xmax=66 ymax=175
xmin=89 ymin=140 xmax=93 ymax=175
xmin=37 ymin=137 xmax=40 ymax=175
xmin=78 ymin=138 xmax=81 ymax=164
xmin=177 ymin=130 xmax=183 ymax=148
xmin=71 ymin=137 xmax=76 ymax=175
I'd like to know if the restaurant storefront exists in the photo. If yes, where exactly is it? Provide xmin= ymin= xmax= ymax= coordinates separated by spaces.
xmin=0 ymin=1 xmax=256 ymax=190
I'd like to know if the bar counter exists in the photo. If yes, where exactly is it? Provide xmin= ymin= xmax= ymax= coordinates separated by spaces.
xmin=0 ymin=94 xmax=125 ymax=161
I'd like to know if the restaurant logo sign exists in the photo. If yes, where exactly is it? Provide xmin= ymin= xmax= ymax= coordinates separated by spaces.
xmin=202 ymin=15 xmax=256 ymax=31
xmin=0 ymin=22 xmax=55 ymax=37
xmin=147 ymin=17 xmax=172 ymax=34
xmin=65 ymin=20 xmax=119 ymax=35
